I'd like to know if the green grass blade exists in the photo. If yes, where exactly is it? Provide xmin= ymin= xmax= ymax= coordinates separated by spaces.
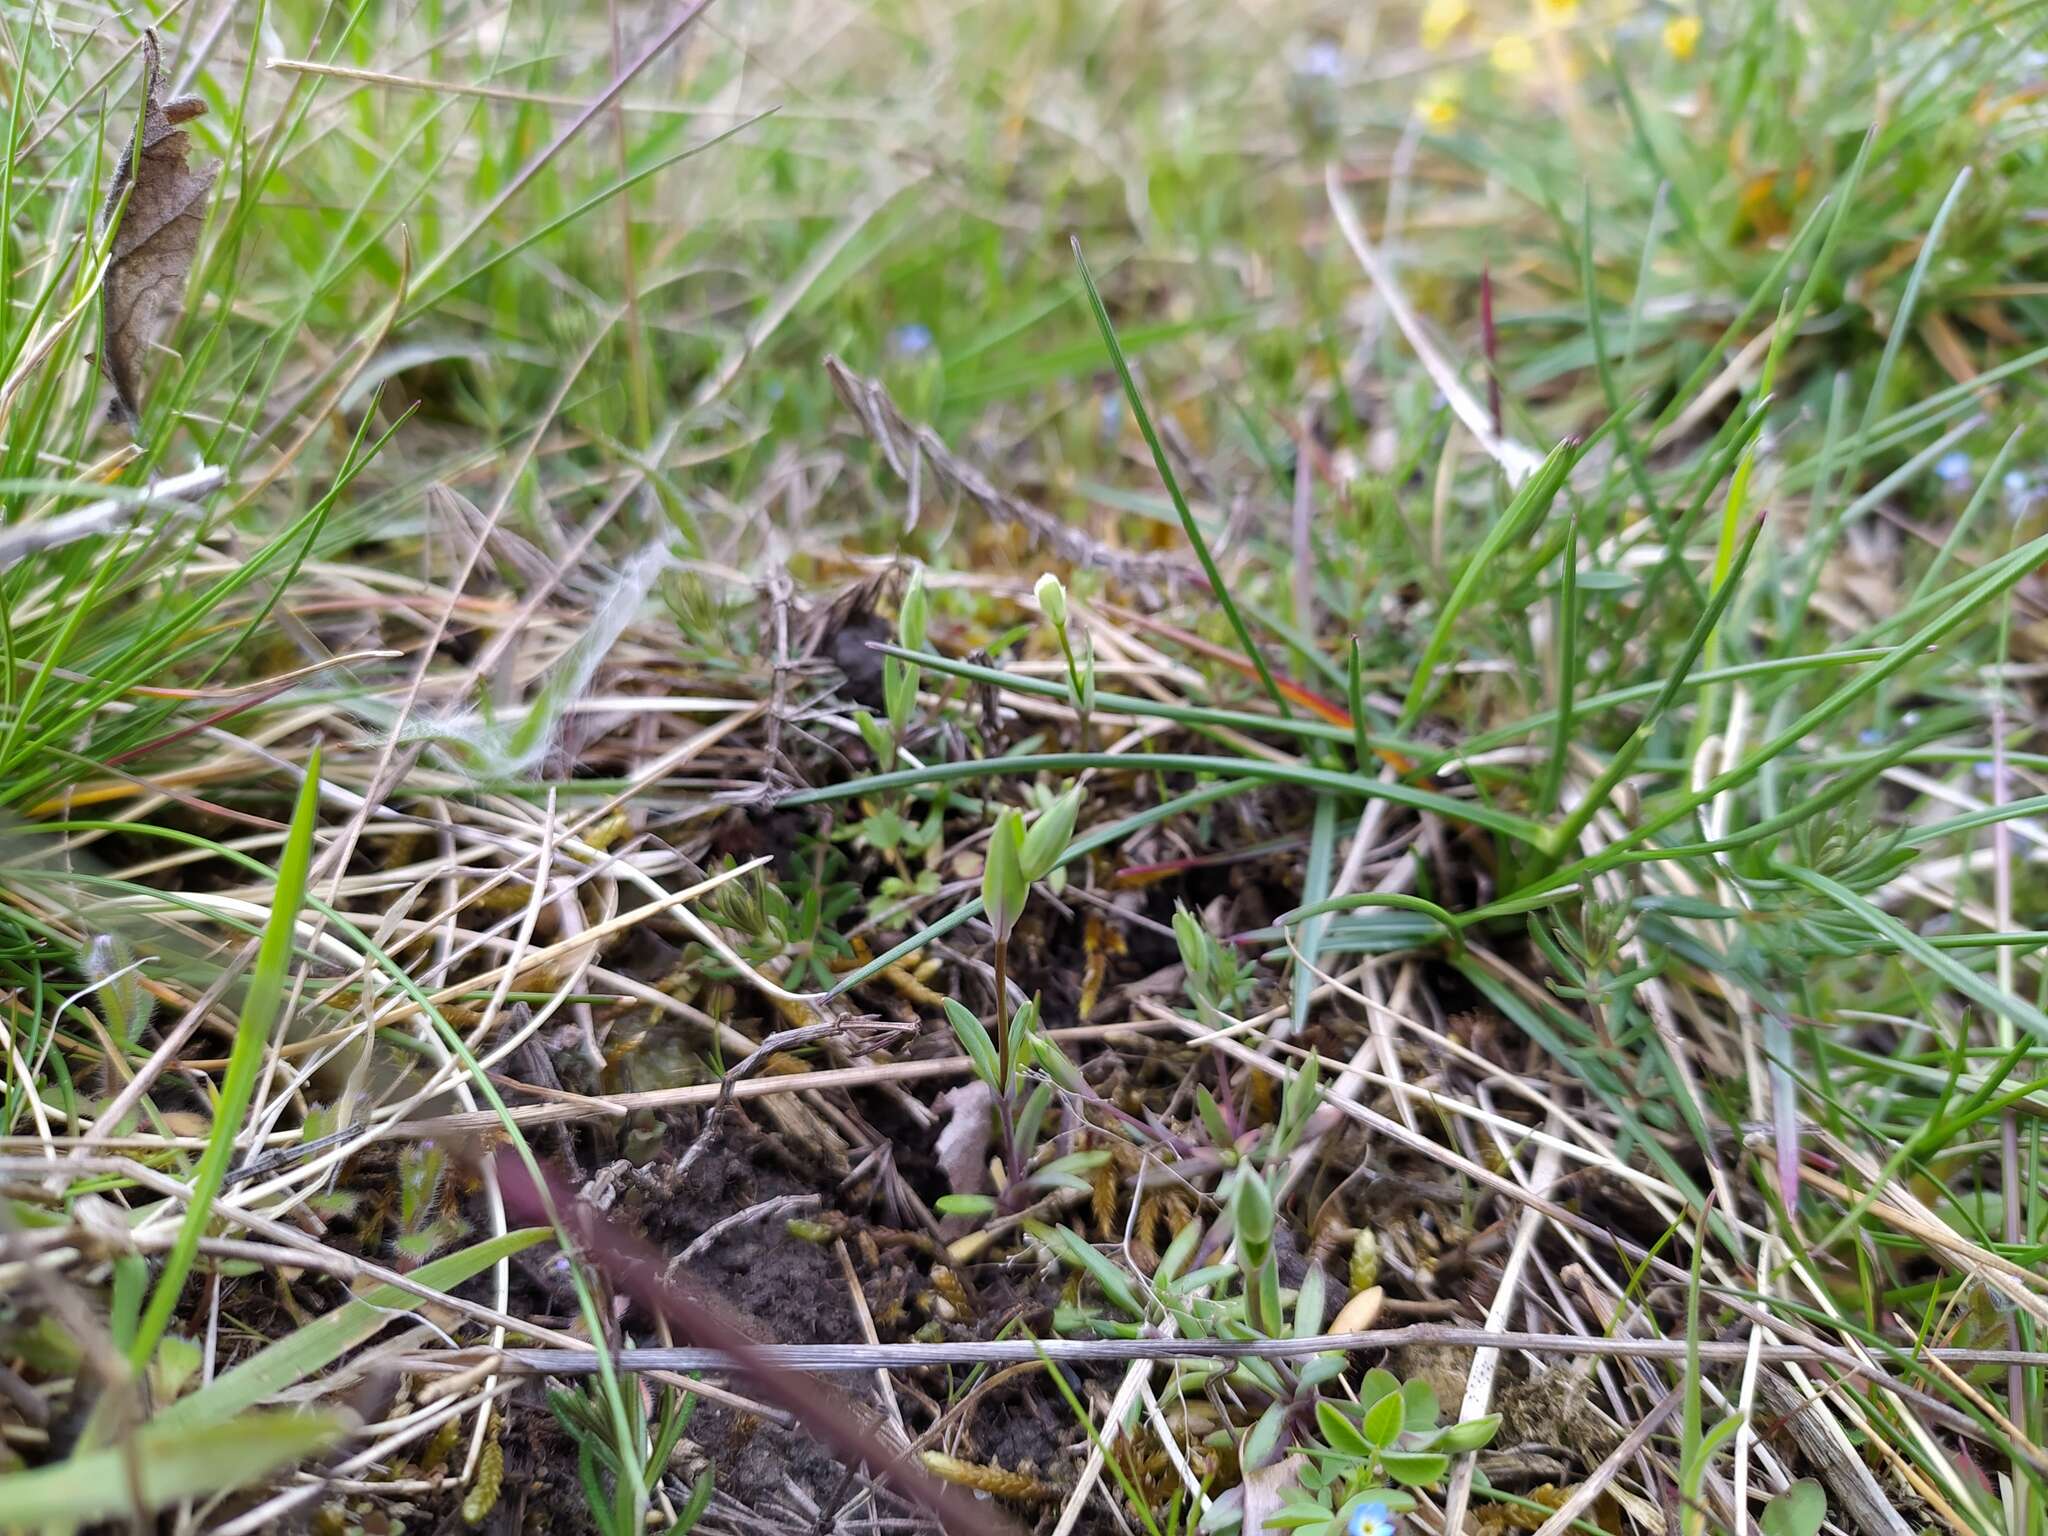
xmin=1539 ymin=515 xmax=1580 ymax=815
xmin=1400 ymin=437 xmax=1576 ymax=730
xmin=1546 ymin=513 xmax=1767 ymax=857
xmin=156 ymin=1228 xmax=549 ymax=1433
xmin=127 ymin=747 xmax=324 ymax=1369
xmin=0 ymin=1409 xmax=347 ymax=1527
xmin=1072 ymin=238 xmax=1291 ymax=718
xmin=781 ymin=752 xmax=1547 ymax=843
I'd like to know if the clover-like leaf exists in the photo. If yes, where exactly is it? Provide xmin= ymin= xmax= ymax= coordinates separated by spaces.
xmin=1400 ymin=1377 xmax=1439 ymax=1433
xmin=1314 ymin=1400 xmax=1371 ymax=1460
xmin=1377 ymin=1451 xmax=1449 ymax=1488
xmin=1431 ymin=1413 xmax=1501 ymax=1454
xmin=1361 ymin=1388 xmax=1405 ymax=1449
xmin=1761 ymin=1480 xmax=1827 ymax=1536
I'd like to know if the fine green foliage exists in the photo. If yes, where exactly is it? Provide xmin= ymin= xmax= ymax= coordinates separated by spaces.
xmin=3 ymin=2 xmax=2046 ymax=1533
xmin=549 ymin=1371 xmax=713 ymax=1536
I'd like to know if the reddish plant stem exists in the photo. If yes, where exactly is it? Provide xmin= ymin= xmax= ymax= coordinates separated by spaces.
xmin=1480 ymin=263 xmax=1503 ymax=437
xmin=495 ymin=1153 xmax=1019 ymax=1536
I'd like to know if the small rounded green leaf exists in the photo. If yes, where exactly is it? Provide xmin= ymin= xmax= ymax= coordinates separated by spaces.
xmin=1357 ymin=1367 xmax=1400 ymax=1410
xmin=1400 ymin=1378 xmax=1439 ymax=1432
xmin=1361 ymin=1387 xmax=1405 ymax=1449
xmin=1431 ymin=1414 xmax=1501 ymax=1454
xmin=1315 ymin=1400 xmax=1372 ymax=1459
xmin=1377 ymin=1450 xmax=1450 ymax=1488
xmin=1760 ymin=1480 xmax=1827 ymax=1536
xmin=935 ymin=1194 xmax=996 ymax=1218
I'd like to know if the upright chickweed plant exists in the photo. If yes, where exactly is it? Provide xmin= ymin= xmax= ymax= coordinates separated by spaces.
xmin=935 ymin=784 xmax=1085 ymax=1219
xmin=1036 ymin=572 xmax=1096 ymax=745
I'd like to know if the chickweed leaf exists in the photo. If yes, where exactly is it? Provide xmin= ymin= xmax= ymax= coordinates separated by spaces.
xmin=1293 ymin=1265 xmax=1326 ymax=1337
xmin=1054 ymin=1225 xmax=1146 ymax=1319
xmin=1155 ymin=1216 xmax=1205 ymax=1287
xmin=1242 ymin=1402 xmax=1287 ymax=1471
xmin=1196 ymin=1084 xmax=1233 ymax=1149
xmin=899 ymin=567 xmax=930 ymax=650
xmin=1020 ymin=786 xmax=1083 ymax=881
xmin=942 ymin=997 xmax=1001 ymax=1089
xmin=983 ymin=808 xmax=1028 ymax=940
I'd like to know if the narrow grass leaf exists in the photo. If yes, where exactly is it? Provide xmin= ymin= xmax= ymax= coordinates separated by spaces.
xmin=127 ymin=747 xmax=324 ymax=1370
xmin=1072 ymin=238 xmax=1290 ymax=718
xmin=0 ymin=1409 xmax=346 ymax=1526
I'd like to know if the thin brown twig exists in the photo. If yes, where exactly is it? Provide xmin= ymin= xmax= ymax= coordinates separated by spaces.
xmin=825 ymin=356 xmax=1196 ymax=602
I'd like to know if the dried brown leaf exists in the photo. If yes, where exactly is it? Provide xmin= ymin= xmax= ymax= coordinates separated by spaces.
xmin=97 ymin=30 xmax=218 ymax=426
xmin=1240 ymin=1453 xmax=1304 ymax=1536
xmin=934 ymin=1080 xmax=995 ymax=1199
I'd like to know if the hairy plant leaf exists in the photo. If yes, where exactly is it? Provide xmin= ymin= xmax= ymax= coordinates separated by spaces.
xmin=0 ymin=1409 xmax=345 ymax=1525
xmin=154 ymin=1228 xmax=548 ymax=1434
xmin=97 ymin=29 xmax=219 ymax=426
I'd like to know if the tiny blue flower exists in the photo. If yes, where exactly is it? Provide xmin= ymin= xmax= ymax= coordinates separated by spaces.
xmin=1935 ymin=450 xmax=1972 ymax=486
xmin=1858 ymin=727 xmax=1885 ymax=747
xmin=1099 ymin=392 xmax=1124 ymax=440
xmin=1299 ymin=38 xmax=1346 ymax=79
xmin=890 ymin=323 xmax=934 ymax=358
xmin=2003 ymin=468 xmax=2035 ymax=502
xmin=1348 ymin=1502 xmax=1395 ymax=1536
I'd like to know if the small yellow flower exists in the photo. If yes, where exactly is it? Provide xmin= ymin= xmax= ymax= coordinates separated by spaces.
xmin=1663 ymin=14 xmax=1701 ymax=59
xmin=1533 ymin=0 xmax=1579 ymax=24
xmin=1417 ymin=83 xmax=1461 ymax=128
xmin=1491 ymin=33 xmax=1537 ymax=74
xmin=1419 ymin=0 xmax=1470 ymax=51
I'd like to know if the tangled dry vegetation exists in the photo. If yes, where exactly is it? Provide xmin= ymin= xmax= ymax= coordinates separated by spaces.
xmin=3 ymin=3 xmax=2047 ymax=1536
